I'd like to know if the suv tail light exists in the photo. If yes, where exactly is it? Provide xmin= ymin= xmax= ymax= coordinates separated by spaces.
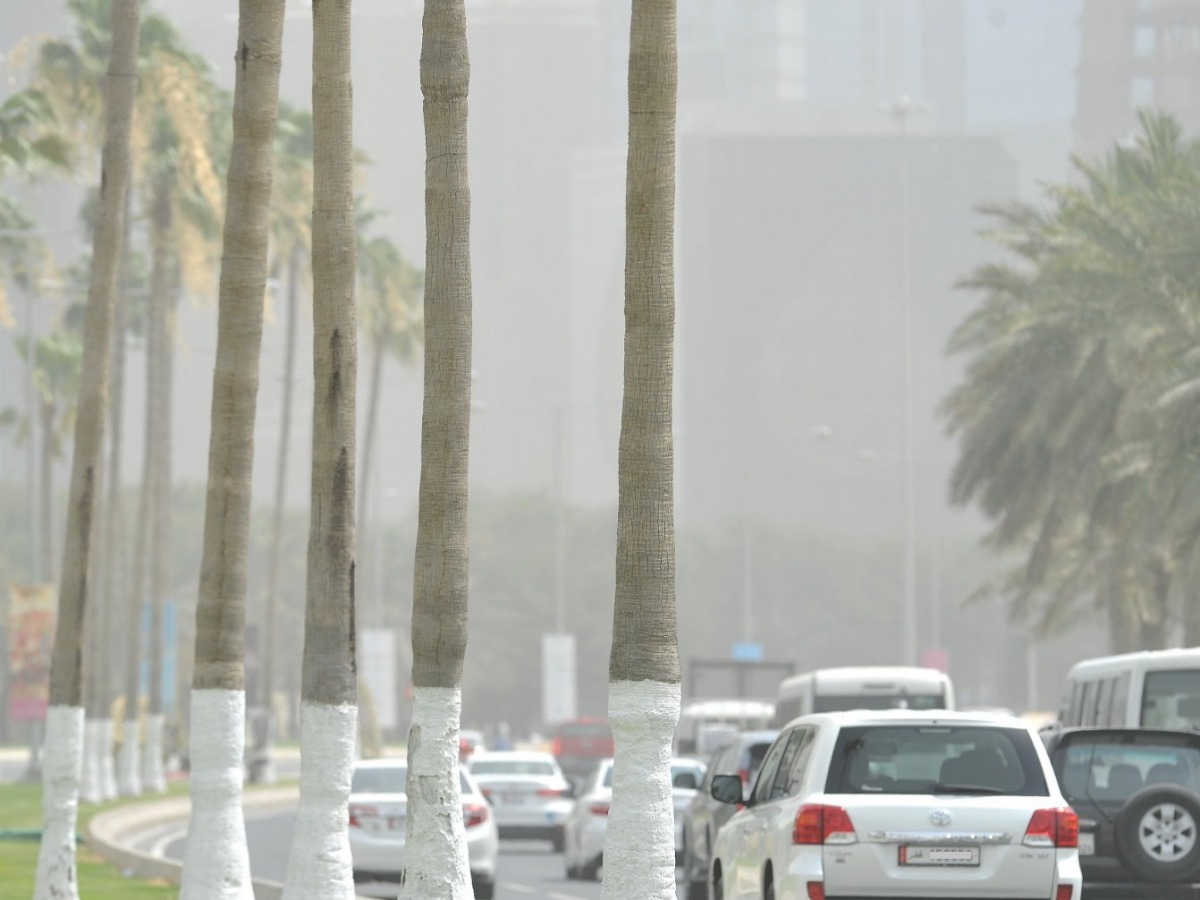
xmin=463 ymin=802 xmax=489 ymax=828
xmin=348 ymin=804 xmax=377 ymax=828
xmin=1023 ymin=807 xmax=1079 ymax=848
xmin=537 ymin=787 xmax=567 ymax=798
xmin=1055 ymin=887 xmax=1073 ymax=900
xmin=793 ymin=804 xmax=858 ymax=845
xmin=589 ymin=801 xmax=611 ymax=817
xmin=806 ymin=883 xmax=825 ymax=900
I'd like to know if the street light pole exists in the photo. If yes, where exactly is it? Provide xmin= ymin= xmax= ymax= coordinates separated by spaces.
xmin=889 ymin=95 xmax=921 ymax=667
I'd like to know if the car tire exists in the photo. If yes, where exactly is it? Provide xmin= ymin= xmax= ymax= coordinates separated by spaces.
xmin=712 ymin=862 xmax=724 ymax=900
xmin=472 ymin=874 xmax=495 ymax=900
xmin=565 ymin=862 xmax=581 ymax=880
xmin=1114 ymin=784 xmax=1200 ymax=883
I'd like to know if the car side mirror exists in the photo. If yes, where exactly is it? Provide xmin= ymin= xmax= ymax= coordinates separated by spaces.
xmin=711 ymin=773 xmax=744 ymax=805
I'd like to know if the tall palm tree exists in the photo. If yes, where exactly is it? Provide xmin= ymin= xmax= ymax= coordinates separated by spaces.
xmin=253 ymin=101 xmax=312 ymax=785
xmin=32 ymin=0 xmax=139 ymax=896
xmin=176 ymin=0 xmax=285 ymax=895
xmin=603 ymin=2 xmax=681 ymax=897
xmin=356 ymin=228 xmax=422 ymax=622
xmin=943 ymin=111 xmax=1200 ymax=651
xmin=397 ymin=1 xmax=474 ymax=896
xmin=280 ymin=0 xmax=358 ymax=891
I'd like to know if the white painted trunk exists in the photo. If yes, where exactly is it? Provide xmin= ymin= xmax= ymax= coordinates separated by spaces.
xmin=397 ymin=687 xmax=472 ymax=900
xmin=80 ymin=718 xmax=101 ymax=804
xmin=118 ymin=715 xmax=142 ymax=796
xmin=601 ymin=680 xmax=681 ymax=900
xmin=34 ymin=705 xmax=84 ymax=900
xmin=179 ymin=689 xmax=253 ymax=900
xmin=142 ymin=712 xmax=167 ymax=793
xmin=281 ymin=702 xmax=357 ymax=899
xmin=99 ymin=718 xmax=119 ymax=800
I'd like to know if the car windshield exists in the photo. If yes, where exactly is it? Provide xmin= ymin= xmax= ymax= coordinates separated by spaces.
xmin=471 ymin=759 xmax=557 ymax=776
xmin=351 ymin=764 xmax=472 ymax=795
xmin=827 ymin=725 xmax=1049 ymax=796
xmin=1058 ymin=737 xmax=1200 ymax=803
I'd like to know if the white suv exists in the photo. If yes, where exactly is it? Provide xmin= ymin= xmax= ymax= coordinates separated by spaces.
xmin=708 ymin=709 xmax=1082 ymax=900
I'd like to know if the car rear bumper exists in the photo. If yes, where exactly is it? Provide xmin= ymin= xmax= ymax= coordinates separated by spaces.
xmin=1081 ymin=882 xmax=1200 ymax=900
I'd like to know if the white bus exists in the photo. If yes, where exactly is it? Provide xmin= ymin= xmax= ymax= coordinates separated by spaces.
xmin=1059 ymin=647 xmax=1200 ymax=729
xmin=773 ymin=665 xmax=955 ymax=726
xmin=674 ymin=698 xmax=776 ymax=757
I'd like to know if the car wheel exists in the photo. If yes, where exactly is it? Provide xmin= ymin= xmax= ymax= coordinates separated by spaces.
xmin=472 ymin=874 xmax=495 ymax=900
xmin=712 ymin=862 xmax=724 ymax=900
xmin=1115 ymin=784 xmax=1200 ymax=883
xmin=764 ymin=872 xmax=775 ymax=900
xmin=565 ymin=861 xmax=582 ymax=880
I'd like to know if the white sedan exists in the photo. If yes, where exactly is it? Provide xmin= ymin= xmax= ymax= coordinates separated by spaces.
xmin=467 ymin=750 xmax=575 ymax=850
xmin=347 ymin=757 xmax=499 ymax=899
xmin=562 ymin=756 xmax=707 ymax=880
xmin=708 ymin=709 xmax=1082 ymax=900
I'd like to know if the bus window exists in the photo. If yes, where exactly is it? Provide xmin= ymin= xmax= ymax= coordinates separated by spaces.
xmin=1080 ymin=681 xmax=1098 ymax=725
xmin=1109 ymin=672 xmax=1130 ymax=727
xmin=1097 ymin=678 xmax=1116 ymax=726
xmin=1142 ymin=669 xmax=1200 ymax=729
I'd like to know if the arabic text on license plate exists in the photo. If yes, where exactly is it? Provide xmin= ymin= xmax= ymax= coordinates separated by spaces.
xmin=1078 ymin=832 xmax=1094 ymax=856
xmin=900 ymin=846 xmax=980 ymax=866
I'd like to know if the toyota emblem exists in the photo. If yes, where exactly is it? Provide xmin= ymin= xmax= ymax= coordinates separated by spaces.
xmin=929 ymin=809 xmax=952 ymax=826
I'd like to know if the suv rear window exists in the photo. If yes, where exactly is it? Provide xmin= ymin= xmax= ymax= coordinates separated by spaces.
xmin=826 ymin=725 xmax=1049 ymax=796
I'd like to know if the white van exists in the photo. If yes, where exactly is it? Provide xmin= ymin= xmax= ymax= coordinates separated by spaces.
xmin=773 ymin=665 xmax=955 ymax=726
xmin=1059 ymin=647 xmax=1200 ymax=729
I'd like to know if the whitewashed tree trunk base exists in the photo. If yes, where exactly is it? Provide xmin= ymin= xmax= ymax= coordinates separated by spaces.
xmin=80 ymin=718 xmax=101 ymax=804
xmin=397 ymin=687 xmax=472 ymax=900
xmin=142 ymin=712 xmax=167 ymax=793
xmin=34 ymin=705 xmax=85 ymax=900
xmin=601 ymin=680 xmax=681 ymax=900
xmin=281 ymin=702 xmax=356 ymax=899
xmin=99 ymin=718 xmax=118 ymax=800
xmin=179 ymin=689 xmax=253 ymax=900
xmin=118 ymin=715 xmax=142 ymax=796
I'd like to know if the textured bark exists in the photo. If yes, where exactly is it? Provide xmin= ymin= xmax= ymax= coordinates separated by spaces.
xmin=283 ymin=0 xmax=357 ymax=893
xmin=35 ymin=0 xmax=140 ymax=895
xmin=181 ymin=0 xmax=284 ymax=894
xmin=603 ymin=4 xmax=681 ymax=898
xmin=609 ymin=0 xmax=680 ymax=685
xmin=299 ymin=0 xmax=357 ymax=710
xmin=411 ymin=0 xmax=472 ymax=693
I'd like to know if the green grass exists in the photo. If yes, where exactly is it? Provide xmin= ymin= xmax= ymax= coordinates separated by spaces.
xmin=0 ymin=780 xmax=189 ymax=900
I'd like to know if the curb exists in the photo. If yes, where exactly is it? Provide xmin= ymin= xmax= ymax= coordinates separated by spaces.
xmin=85 ymin=786 xmax=300 ymax=900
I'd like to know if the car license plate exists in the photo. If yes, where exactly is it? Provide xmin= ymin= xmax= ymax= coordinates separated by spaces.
xmin=900 ymin=846 xmax=980 ymax=866
xmin=504 ymin=793 xmax=525 ymax=805
xmin=1078 ymin=832 xmax=1094 ymax=856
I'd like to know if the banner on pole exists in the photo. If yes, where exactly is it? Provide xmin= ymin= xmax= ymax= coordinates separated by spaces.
xmin=7 ymin=583 xmax=55 ymax=721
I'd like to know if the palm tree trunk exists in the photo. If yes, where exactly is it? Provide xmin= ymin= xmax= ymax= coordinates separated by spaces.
xmin=256 ymin=247 xmax=301 ymax=786
xmin=38 ymin=396 xmax=55 ymax=585
xmin=34 ymin=1 xmax=140 ymax=896
xmin=120 ymin=259 xmax=157 ymax=799
xmin=281 ymin=0 xmax=357 ymax=893
xmin=399 ymin=3 xmax=474 ymax=897
xmin=143 ymin=184 xmax=172 ymax=794
xmin=357 ymin=336 xmax=385 ymax=624
xmin=179 ymin=2 xmax=285 ymax=897
xmin=97 ymin=213 xmax=133 ymax=802
xmin=604 ymin=2 xmax=681 ymax=898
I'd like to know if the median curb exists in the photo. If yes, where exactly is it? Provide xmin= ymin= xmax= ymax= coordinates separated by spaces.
xmin=85 ymin=786 xmax=300 ymax=900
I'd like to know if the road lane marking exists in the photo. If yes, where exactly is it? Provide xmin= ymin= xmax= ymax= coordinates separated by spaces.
xmin=500 ymin=883 xmax=535 ymax=894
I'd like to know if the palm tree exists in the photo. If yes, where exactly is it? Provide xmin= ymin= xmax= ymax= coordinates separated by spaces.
xmin=32 ymin=0 xmax=139 ymax=896
xmin=356 ymin=227 xmax=422 ymax=621
xmin=279 ymin=0 xmax=358 ymax=891
xmin=397 ymin=1 xmax=474 ymax=896
xmin=602 ymin=1 xmax=682 ymax=897
xmin=253 ymin=102 xmax=313 ymax=785
xmin=176 ymin=0 xmax=285 ymax=895
xmin=943 ymin=111 xmax=1200 ymax=651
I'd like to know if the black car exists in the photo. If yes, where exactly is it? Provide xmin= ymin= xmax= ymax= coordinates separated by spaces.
xmin=679 ymin=729 xmax=778 ymax=900
xmin=1043 ymin=726 xmax=1200 ymax=899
